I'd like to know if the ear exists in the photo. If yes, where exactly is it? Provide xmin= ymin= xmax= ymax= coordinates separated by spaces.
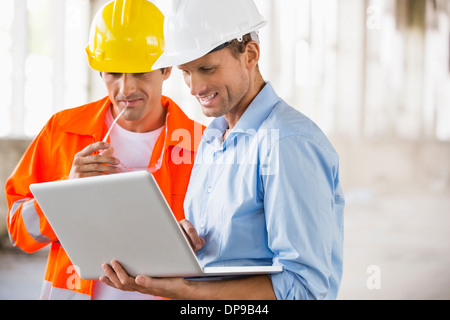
xmin=161 ymin=67 xmax=172 ymax=80
xmin=244 ymin=41 xmax=260 ymax=69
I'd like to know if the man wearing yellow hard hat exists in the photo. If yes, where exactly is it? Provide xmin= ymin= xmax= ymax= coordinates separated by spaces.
xmin=103 ymin=0 xmax=344 ymax=300
xmin=5 ymin=0 xmax=203 ymax=300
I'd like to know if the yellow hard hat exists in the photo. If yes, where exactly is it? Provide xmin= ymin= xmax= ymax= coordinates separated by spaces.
xmin=86 ymin=0 xmax=165 ymax=73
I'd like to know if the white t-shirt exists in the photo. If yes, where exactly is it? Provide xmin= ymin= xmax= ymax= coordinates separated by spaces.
xmin=104 ymin=107 xmax=164 ymax=172
xmin=92 ymin=107 xmax=164 ymax=300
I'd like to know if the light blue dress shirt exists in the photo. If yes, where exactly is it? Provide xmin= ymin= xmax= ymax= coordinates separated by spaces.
xmin=184 ymin=83 xmax=344 ymax=300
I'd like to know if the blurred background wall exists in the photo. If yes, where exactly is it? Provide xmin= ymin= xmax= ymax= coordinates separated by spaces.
xmin=1 ymin=0 xmax=449 ymax=299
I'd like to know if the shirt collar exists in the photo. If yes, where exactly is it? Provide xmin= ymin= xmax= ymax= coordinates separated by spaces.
xmin=59 ymin=96 xmax=111 ymax=141
xmin=203 ymin=82 xmax=280 ymax=144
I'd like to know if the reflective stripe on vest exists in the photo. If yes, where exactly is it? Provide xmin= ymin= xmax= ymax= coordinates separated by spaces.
xmin=9 ymin=198 xmax=52 ymax=244
xmin=8 ymin=198 xmax=30 ymax=246
xmin=41 ymin=280 xmax=91 ymax=300
xmin=9 ymin=198 xmax=30 ymax=224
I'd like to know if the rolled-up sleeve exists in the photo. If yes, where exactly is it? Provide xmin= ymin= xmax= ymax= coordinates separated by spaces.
xmin=262 ymin=134 xmax=344 ymax=300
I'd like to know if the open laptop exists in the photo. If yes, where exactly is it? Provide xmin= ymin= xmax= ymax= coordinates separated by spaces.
xmin=30 ymin=171 xmax=282 ymax=280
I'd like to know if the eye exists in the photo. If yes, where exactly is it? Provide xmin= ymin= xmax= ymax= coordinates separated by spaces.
xmin=200 ymin=66 xmax=215 ymax=73
xmin=105 ymin=72 xmax=122 ymax=78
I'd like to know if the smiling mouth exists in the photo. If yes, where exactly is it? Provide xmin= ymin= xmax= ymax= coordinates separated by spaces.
xmin=198 ymin=93 xmax=218 ymax=106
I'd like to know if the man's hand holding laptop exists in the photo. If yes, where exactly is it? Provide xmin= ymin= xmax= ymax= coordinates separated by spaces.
xmin=99 ymin=219 xmax=205 ymax=297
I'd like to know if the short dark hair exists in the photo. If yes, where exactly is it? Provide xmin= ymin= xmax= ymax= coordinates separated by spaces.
xmin=208 ymin=33 xmax=255 ymax=60
xmin=227 ymin=33 xmax=254 ymax=59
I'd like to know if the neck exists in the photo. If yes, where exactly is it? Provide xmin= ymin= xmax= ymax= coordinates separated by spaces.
xmin=224 ymin=73 xmax=266 ymax=130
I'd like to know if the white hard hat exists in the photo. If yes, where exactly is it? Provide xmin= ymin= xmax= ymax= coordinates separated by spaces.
xmin=152 ymin=0 xmax=267 ymax=69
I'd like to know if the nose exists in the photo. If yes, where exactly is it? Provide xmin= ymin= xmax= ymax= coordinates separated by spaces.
xmin=186 ymin=73 xmax=208 ymax=97
xmin=119 ymin=73 xmax=137 ymax=97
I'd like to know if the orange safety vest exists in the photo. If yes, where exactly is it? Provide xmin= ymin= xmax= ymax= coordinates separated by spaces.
xmin=5 ymin=96 xmax=204 ymax=299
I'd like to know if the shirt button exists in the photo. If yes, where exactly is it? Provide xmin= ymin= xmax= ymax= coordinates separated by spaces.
xmin=207 ymin=187 xmax=212 ymax=193
xmin=200 ymin=223 xmax=205 ymax=229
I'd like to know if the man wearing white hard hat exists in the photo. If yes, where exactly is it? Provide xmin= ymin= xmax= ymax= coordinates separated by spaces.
xmin=103 ymin=0 xmax=345 ymax=300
